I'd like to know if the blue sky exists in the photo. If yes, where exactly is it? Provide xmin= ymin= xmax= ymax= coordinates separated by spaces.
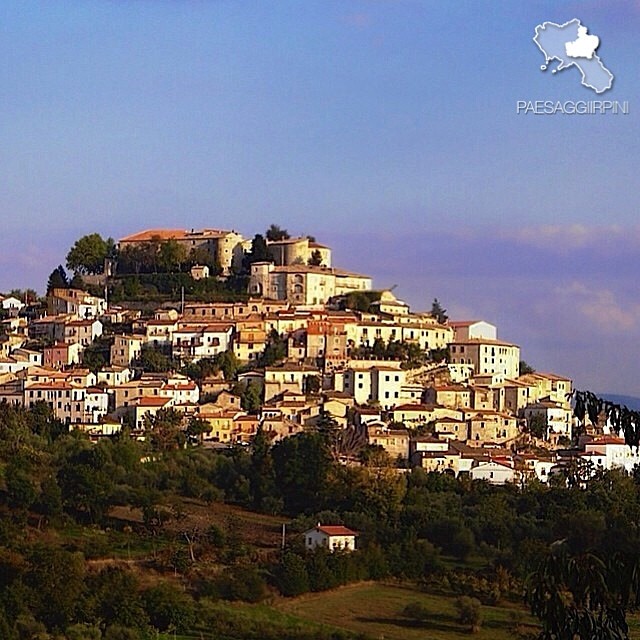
xmin=1 ymin=1 xmax=638 ymax=394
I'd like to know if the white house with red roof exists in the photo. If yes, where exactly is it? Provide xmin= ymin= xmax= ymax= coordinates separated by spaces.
xmin=132 ymin=396 xmax=174 ymax=430
xmin=303 ymin=524 xmax=357 ymax=552
xmin=583 ymin=436 xmax=640 ymax=473
xmin=469 ymin=459 xmax=516 ymax=484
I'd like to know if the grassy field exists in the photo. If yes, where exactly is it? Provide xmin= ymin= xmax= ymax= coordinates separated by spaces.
xmin=156 ymin=581 xmax=640 ymax=640
xmin=276 ymin=582 xmax=538 ymax=640
xmin=156 ymin=600 xmax=340 ymax=640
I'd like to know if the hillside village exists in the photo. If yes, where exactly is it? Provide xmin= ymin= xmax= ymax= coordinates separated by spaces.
xmin=0 ymin=226 xmax=630 ymax=486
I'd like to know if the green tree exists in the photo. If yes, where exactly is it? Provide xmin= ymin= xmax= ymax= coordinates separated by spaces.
xmin=402 ymin=601 xmax=430 ymax=622
xmin=5 ymin=461 xmax=38 ymax=513
xmin=519 ymin=360 xmax=536 ymax=375
xmin=145 ymin=408 xmax=185 ymax=452
xmin=46 ymin=265 xmax=68 ymax=293
xmin=25 ymin=545 xmax=85 ymax=630
xmin=371 ymin=337 xmax=386 ymax=359
xmin=313 ymin=409 xmax=341 ymax=460
xmin=272 ymin=432 xmax=331 ymax=514
xmin=241 ymin=382 xmax=262 ymax=413
xmin=249 ymin=427 xmax=278 ymax=512
xmin=69 ymin=272 xmax=85 ymax=289
xmin=308 ymin=249 xmax=323 ymax=266
xmin=157 ymin=240 xmax=187 ymax=273
xmin=35 ymin=475 xmax=63 ymax=521
xmin=274 ymin=552 xmax=310 ymax=596
xmin=260 ymin=330 xmax=287 ymax=366
xmin=431 ymin=298 xmax=448 ymax=324
xmin=85 ymin=567 xmax=148 ymax=631
xmin=214 ymin=350 xmax=239 ymax=381
xmin=27 ymin=401 xmax=67 ymax=442
xmin=528 ymin=539 xmax=636 ymax=640
xmin=82 ymin=337 xmax=112 ymax=374
xmin=243 ymin=234 xmax=272 ymax=270
xmin=65 ymin=623 xmax=102 ymax=640
xmin=57 ymin=443 xmax=115 ymax=523
xmin=186 ymin=416 xmax=210 ymax=445
xmin=66 ymin=233 xmax=113 ymax=275
xmin=142 ymin=583 xmax=196 ymax=633
xmin=304 ymin=374 xmax=321 ymax=395
xmin=528 ymin=413 xmax=548 ymax=439
xmin=186 ymin=246 xmax=222 ymax=275
xmin=138 ymin=345 xmax=173 ymax=373
xmin=455 ymin=596 xmax=482 ymax=633
xmin=266 ymin=224 xmax=290 ymax=241
xmin=525 ymin=391 xmax=640 ymax=639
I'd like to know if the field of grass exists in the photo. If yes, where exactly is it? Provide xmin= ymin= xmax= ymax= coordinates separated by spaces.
xmin=157 ymin=600 xmax=341 ymax=640
xmin=276 ymin=582 xmax=538 ymax=640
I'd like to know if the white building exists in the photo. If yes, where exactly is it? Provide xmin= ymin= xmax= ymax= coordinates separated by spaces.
xmin=341 ymin=365 xmax=406 ymax=409
xmin=449 ymin=320 xmax=497 ymax=341
xmin=469 ymin=460 xmax=516 ymax=485
xmin=171 ymin=323 xmax=234 ymax=362
xmin=303 ymin=524 xmax=357 ymax=552
xmin=449 ymin=339 xmax=520 ymax=380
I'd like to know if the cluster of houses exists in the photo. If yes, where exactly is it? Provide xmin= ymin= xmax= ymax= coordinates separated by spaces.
xmin=0 ymin=229 xmax=630 ymax=485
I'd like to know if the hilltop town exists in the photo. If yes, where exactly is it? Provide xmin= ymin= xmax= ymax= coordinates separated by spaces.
xmin=0 ymin=225 xmax=628 ymax=483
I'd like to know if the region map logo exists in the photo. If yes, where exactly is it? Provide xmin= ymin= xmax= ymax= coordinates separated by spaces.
xmin=516 ymin=18 xmax=628 ymax=116
xmin=533 ymin=19 xmax=613 ymax=94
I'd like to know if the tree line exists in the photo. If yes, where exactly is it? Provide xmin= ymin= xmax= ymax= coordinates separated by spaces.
xmin=2 ymin=393 xmax=640 ymax=637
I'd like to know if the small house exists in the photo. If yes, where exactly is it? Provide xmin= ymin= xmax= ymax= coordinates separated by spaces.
xmin=303 ymin=524 xmax=357 ymax=552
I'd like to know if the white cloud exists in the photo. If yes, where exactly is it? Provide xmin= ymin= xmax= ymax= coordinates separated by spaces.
xmin=499 ymin=224 xmax=640 ymax=254
xmin=559 ymin=281 xmax=640 ymax=332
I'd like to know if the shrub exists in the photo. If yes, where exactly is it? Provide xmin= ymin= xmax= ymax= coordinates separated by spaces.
xmin=402 ymin=601 xmax=430 ymax=621
xmin=455 ymin=596 xmax=482 ymax=633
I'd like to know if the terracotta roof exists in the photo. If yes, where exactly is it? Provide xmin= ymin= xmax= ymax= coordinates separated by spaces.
xmin=532 ymin=372 xmax=571 ymax=381
xmin=120 ymin=228 xmax=234 ymax=243
xmin=136 ymin=397 xmax=172 ymax=407
xmin=312 ymin=525 xmax=357 ymax=537
xmin=588 ymin=436 xmax=626 ymax=445
xmin=393 ymin=403 xmax=439 ymax=412
xmin=452 ymin=338 xmax=519 ymax=347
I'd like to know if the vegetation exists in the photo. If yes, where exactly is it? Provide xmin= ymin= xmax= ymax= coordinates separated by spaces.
xmin=431 ymin=298 xmax=448 ymax=324
xmin=519 ymin=360 xmax=536 ymax=375
xmin=46 ymin=265 xmax=69 ymax=293
xmin=265 ymin=224 xmax=290 ymax=241
xmin=66 ymin=233 xmax=114 ymax=275
xmin=278 ymin=583 xmax=536 ymax=640
xmin=0 ymin=389 xmax=640 ymax=637
xmin=351 ymin=337 xmax=443 ymax=368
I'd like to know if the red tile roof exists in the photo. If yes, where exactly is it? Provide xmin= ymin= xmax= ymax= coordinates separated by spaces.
xmin=314 ymin=525 xmax=357 ymax=537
